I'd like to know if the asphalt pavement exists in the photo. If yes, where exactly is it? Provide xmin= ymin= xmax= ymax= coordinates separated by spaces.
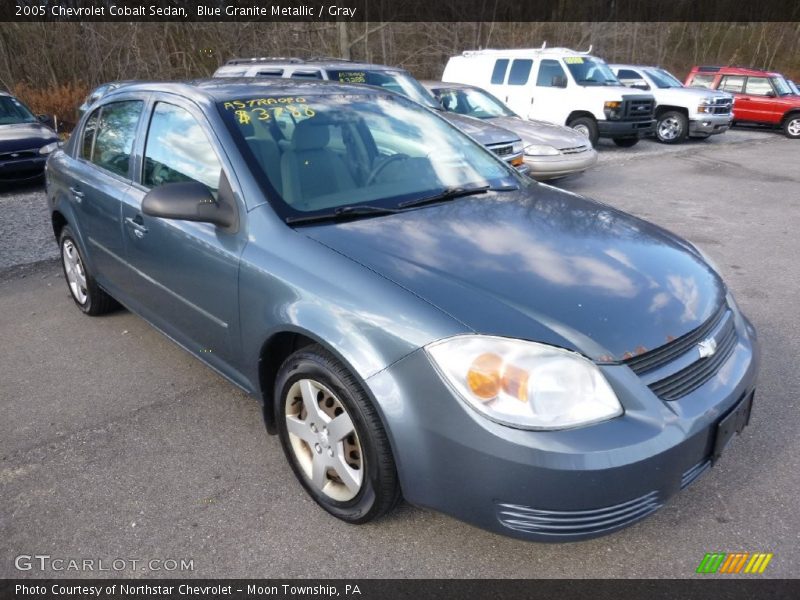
xmin=1 ymin=128 xmax=798 ymax=578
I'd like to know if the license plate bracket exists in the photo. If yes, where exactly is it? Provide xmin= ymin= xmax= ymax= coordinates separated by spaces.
xmin=712 ymin=392 xmax=754 ymax=464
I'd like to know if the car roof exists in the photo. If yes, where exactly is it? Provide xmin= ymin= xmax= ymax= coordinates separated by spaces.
xmin=609 ymin=64 xmax=665 ymax=71
xmin=420 ymin=80 xmax=475 ymax=91
xmin=101 ymin=78 xmax=388 ymax=104
xmin=690 ymin=65 xmax=782 ymax=78
xmin=224 ymin=57 xmax=408 ymax=72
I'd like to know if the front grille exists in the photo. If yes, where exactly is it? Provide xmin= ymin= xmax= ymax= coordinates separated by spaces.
xmin=488 ymin=143 xmax=513 ymax=157
xmin=681 ymin=460 xmax=711 ymax=489
xmin=710 ymin=98 xmax=732 ymax=115
xmin=496 ymin=491 xmax=662 ymax=537
xmin=648 ymin=314 xmax=737 ymax=401
xmin=625 ymin=302 xmax=729 ymax=375
xmin=559 ymin=144 xmax=590 ymax=154
xmin=0 ymin=149 xmax=39 ymax=160
xmin=623 ymin=97 xmax=655 ymax=120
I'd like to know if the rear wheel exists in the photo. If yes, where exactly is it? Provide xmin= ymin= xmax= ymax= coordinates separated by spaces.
xmin=275 ymin=344 xmax=401 ymax=523
xmin=783 ymin=114 xmax=800 ymax=139
xmin=59 ymin=226 xmax=116 ymax=315
xmin=567 ymin=116 xmax=599 ymax=147
xmin=656 ymin=110 xmax=689 ymax=144
xmin=612 ymin=137 xmax=639 ymax=148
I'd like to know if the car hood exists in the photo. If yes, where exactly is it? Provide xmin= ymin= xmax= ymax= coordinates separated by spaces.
xmin=0 ymin=122 xmax=58 ymax=152
xmin=656 ymin=87 xmax=731 ymax=103
xmin=438 ymin=111 xmax=520 ymax=146
xmin=303 ymin=185 xmax=726 ymax=361
xmin=485 ymin=116 xmax=591 ymax=150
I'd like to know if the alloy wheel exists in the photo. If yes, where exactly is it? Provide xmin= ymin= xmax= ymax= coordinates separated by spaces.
xmin=284 ymin=378 xmax=364 ymax=502
xmin=658 ymin=117 xmax=682 ymax=141
xmin=62 ymin=239 xmax=88 ymax=305
xmin=787 ymin=118 xmax=800 ymax=137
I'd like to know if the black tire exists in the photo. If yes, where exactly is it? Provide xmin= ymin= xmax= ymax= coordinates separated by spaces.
xmin=613 ymin=137 xmax=640 ymax=147
xmin=783 ymin=113 xmax=800 ymax=139
xmin=655 ymin=110 xmax=689 ymax=144
xmin=275 ymin=344 xmax=401 ymax=524
xmin=567 ymin=116 xmax=599 ymax=147
xmin=58 ymin=225 xmax=116 ymax=315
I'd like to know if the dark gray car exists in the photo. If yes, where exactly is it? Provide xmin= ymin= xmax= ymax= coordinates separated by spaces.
xmin=46 ymin=79 xmax=759 ymax=542
xmin=0 ymin=91 xmax=60 ymax=182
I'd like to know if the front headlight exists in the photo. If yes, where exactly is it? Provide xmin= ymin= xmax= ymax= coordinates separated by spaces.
xmin=511 ymin=141 xmax=523 ymax=155
xmin=426 ymin=335 xmax=623 ymax=430
xmin=39 ymin=142 xmax=60 ymax=155
xmin=603 ymin=100 xmax=622 ymax=120
xmin=523 ymin=144 xmax=560 ymax=157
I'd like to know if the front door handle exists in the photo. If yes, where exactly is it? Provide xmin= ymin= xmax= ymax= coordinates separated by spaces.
xmin=69 ymin=186 xmax=84 ymax=202
xmin=124 ymin=216 xmax=148 ymax=239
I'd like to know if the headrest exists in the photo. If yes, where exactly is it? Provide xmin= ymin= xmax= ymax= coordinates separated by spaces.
xmin=291 ymin=119 xmax=330 ymax=151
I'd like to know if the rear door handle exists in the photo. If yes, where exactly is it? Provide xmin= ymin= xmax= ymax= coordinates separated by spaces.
xmin=69 ymin=186 xmax=84 ymax=202
xmin=124 ymin=216 xmax=148 ymax=238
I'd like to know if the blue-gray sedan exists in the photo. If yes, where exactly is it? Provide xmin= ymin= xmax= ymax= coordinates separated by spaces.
xmin=46 ymin=79 xmax=759 ymax=541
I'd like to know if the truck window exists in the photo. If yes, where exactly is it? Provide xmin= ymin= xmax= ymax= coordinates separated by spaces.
xmin=537 ymin=59 xmax=567 ymax=87
xmin=257 ymin=69 xmax=284 ymax=77
xmin=290 ymin=70 xmax=322 ymax=79
xmin=719 ymin=75 xmax=745 ymax=93
xmin=508 ymin=59 xmax=533 ymax=85
xmin=744 ymin=77 xmax=772 ymax=96
xmin=688 ymin=73 xmax=715 ymax=88
xmin=491 ymin=59 xmax=509 ymax=84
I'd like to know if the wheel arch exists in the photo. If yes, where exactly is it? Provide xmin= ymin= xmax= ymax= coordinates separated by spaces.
xmin=52 ymin=210 xmax=68 ymax=241
xmin=655 ymin=105 xmax=689 ymax=118
xmin=781 ymin=109 xmax=800 ymax=125
xmin=566 ymin=110 xmax=596 ymax=126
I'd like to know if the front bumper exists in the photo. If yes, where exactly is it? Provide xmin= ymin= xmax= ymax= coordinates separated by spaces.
xmin=366 ymin=313 xmax=759 ymax=542
xmin=689 ymin=114 xmax=733 ymax=136
xmin=0 ymin=156 xmax=47 ymax=181
xmin=598 ymin=118 xmax=656 ymax=139
xmin=525 ymin=149 xmax=598 ymax=180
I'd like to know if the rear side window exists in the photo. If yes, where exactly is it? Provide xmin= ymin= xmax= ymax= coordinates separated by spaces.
xmin=88 ymin=101 xmax=143 ymax=177
xmin=81 ymin=109 xmax=99 ymax=159
xmin=508 ymin=59 xmax=533 ymax=85
xmin=537 ymin=59 xmax=568 ymax=87
xmin=616 ymin=69 xmax=642 ymax=81
xmin=143 ymin=102 xmax=222 ymax=192
xmin=491 ymin=59 xmax=509 ymax=84
xmin=719 ymin=75 xmax=745 ymax=93
xmin=256 ymin=69 xmax=284 ymax=77
xmin=744 ymin=77 xmax=772 ymax=96
xmin=688 ymin=73 xmax=715 ymax=88
xmin=290 ymin=71 xmax=322 ymax=79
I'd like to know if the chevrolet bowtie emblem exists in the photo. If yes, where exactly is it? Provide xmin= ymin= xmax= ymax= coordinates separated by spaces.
xmin=698 ymin=337 xmax=718 ymax=359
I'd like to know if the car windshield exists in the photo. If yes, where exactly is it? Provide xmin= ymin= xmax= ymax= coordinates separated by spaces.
xmin=435 ymin=86 xmax=517 ymax=119
xmin=326 ymin=69 xmax=441 ymax=110
xmin=789 ymin=80 xmax=800 ymax=95
xmin=771 ymin=76 xmax=793 ymax=96
xmin=564 ymin=57 xmax=620 ymax=86
xmin=219 ymin=92 xmax=519 ymax=218
xmin=644 ymin=68 xmax=684 ymax=89
xmin=0 ymin=95 xmax=37 ymax=125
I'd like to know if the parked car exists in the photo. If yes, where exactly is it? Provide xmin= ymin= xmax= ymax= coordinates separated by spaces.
xmin=610 ymin=64 xmax=733 ymax=143
xmin=685 ymin=66 xmax=800 ymax=138
xmin=0 ymin=91 xmax=60 ymax=182
xmin=442 ymin=46 xmax=657 ymax=147
xmin=422 ymin=80 xmax=597 ymax=179
xmin=214 ymin=58 xmax=527 ymax=171
xmin=47 ymin=78 xmax=759 ymax=542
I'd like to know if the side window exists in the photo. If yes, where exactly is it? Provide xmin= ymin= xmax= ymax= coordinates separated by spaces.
xmin=256 ymin=69 xmax=284 ymax=77
xmin=290 ymin=70 xmax=322 ymax=79
xmin=537 ymin=59 xmax=568 ymax=87
xmin=744 ymin=77 xmax=772 ymax=96
xmin=508 ymin=59 xmax=533 ymax=85
xmin=719 ymin=75 xmax=745 ymax=93
xmin=143 ymin=103 xmax=222 ymax=192
xmin=688 ymin=73 xmax=715 ymax=88
xmin=89 ymin=100 xmax=143 ymax=177
xmin=491 ymin=59 xmax=509 ymax=84
xmin=81 ymin=108 xmax=100 ymax=159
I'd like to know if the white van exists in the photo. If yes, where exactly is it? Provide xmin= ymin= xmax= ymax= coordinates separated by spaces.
xmin=442 ymin=47 xmax=656 ymax=147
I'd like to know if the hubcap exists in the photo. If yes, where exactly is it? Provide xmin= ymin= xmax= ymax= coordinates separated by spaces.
xmin=62 ymin=239 xmax=88 ymax=305
xmin=572 ymin=124 xmax=590 ymax=138
xmin=284 ymin=379 xmax=363 ymax=501
xmin=658 ymin=117 xmax=682 ymax=140
xmin=788 ymin=118 xmax=800 ymax=136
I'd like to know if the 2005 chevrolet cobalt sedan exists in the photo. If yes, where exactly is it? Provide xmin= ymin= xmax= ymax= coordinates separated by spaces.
xmin=46 ymin=79 xmax=758 ymax=541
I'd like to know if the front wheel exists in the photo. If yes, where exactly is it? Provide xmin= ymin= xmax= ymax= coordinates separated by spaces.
xmin=783 ymin=114 xmax=800 ymax=139
xmin=567 ymin=116 xmax=599 ymax=147
xmin=275 ymin=344 xmax=401 ymax=523
xmin=655 ymin=110 xmax=688 ymax=144
xmin=612 ymin=137 xmax=640 ymax=148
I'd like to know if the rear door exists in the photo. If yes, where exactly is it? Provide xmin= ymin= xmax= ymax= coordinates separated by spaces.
xmin=120 ymin=95 xmax=247 ymax=379
xmin=498 ymin=58 xmax=535 ymax=118
xmin=739 ymin=77 xmax=781 ymax=124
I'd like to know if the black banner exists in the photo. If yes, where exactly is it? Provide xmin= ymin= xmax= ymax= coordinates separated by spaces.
xmin=2 ymin=580 xmax=800 ymax=600
xmin=2 ymin=0 xmax=800 ymax=22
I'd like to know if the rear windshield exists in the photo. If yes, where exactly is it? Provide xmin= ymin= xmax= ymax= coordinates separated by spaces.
xmin=0 ymin=95 xmax=36 ymax=125
xmin=325 ymin=69 xmax=440 ymax=109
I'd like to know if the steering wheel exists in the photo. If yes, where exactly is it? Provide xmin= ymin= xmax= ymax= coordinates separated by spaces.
xmin=365 ymin=153 xmax=410 ymax=186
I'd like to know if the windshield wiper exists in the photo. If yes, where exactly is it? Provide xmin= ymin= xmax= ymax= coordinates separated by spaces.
xmin=285 ymin=204 xmax=400 ymax=225
xmin=397 ymin=185 xmax=491 ymax=210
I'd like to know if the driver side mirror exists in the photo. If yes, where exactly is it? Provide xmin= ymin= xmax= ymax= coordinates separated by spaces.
xmin=765 ymin=90 xmax=776 ymax=97
xmin=37 ymin=114 xmax=57 ymax=129
xmin=630 ymin=81 xmax=650 ymax=90
xmin=142 ymin=172 xmax=238 ymax=230
xmin=551 ymin=75 xmax=568 ymax=88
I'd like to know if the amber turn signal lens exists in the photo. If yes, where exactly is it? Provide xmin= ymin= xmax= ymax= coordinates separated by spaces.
xmin=511 ymin=156 xmax=524 ymax=167
xmin=501 ymin=363 xmax=529 ymax=402
xmin=467 ymin=353 xmax=503 ymax=401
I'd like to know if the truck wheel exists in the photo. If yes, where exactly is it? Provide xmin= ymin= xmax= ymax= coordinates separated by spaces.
xmin=612 ymin=138 xmax=639 ymax=148
xmin=783 ymin=114 xmax=800 ymax=139
xmin=656 ymin=111 xmax=688 ymax=144
xmin=567 ymin=116 xmax=599 ymax=147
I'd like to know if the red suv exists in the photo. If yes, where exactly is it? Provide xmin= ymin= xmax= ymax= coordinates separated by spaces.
xmin=686 ymin=66 xmax=800 ymax=138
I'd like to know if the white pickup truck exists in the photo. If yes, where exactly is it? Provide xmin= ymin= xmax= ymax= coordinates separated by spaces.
xmin=611 ymin=64 xmax=733 ymax=143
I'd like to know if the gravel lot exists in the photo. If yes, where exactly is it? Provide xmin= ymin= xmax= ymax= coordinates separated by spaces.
xmin=1 ymin=128 xmax=798 ymax=578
